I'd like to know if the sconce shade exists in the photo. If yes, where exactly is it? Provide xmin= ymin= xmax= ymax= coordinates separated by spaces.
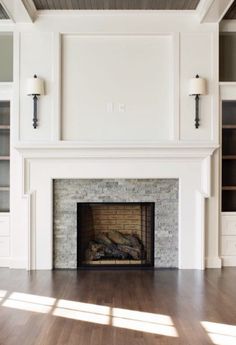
xmin=26 ymin=75 xmax=44 ymax=96
xmin=189 ymin=76 xmax=207 ymax=96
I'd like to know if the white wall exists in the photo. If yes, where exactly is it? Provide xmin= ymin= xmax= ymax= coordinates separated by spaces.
xmin=0 ymin=12 xmax=221 ymax=268
xmin=16 ymin=14 xmax=219 ymax=144
xmin=62 ymin=34 xmax=173 ymax=142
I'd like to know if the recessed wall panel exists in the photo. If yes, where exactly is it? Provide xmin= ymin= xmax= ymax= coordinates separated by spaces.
xmin=62 ymin=34 xmax=173 ymax=142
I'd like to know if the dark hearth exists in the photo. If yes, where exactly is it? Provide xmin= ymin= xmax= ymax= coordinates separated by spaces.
xmin=77 ymin=202 xmax=154 ymax=268
xmin=86 ymin=231 xmax=145 ymax=261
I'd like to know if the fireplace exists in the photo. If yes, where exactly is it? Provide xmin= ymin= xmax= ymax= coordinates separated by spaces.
xmin=77 ymin=202 xmax=154 ymax=268
xmin=53 ymin=179 xmax=178 ymax=269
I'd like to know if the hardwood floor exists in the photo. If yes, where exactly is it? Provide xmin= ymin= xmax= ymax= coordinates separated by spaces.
xmin=0 ymin=268 xmax=236 ymax=344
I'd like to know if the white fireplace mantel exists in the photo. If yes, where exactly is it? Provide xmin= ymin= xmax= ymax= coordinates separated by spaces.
xmin=16 ymin=142 xmax=218 ymax=159
xmin=14 ymin=142 xmax=220 ymax=271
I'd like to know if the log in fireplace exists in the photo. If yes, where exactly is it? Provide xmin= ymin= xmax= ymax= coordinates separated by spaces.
xmin=77 ymin=202 xmax=154 ymax=268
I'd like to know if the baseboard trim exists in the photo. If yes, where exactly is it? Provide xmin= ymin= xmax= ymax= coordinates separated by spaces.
xmin=0 ymin=257 xmax=10 ymax=267
xmin=222 ymin=256 xmax=236 ymax=267
xmin=9 ymin=257 xmax=27 ymax=269
xmin=205 ymin=256 xmax=222 ymax=268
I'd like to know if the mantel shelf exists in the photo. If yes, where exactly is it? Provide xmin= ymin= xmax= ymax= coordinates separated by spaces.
xmin=14 ymin=142 xmax=219 ymax=160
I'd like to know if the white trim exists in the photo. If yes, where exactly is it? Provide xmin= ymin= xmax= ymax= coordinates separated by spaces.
xmin=13 ymin=31 xmax=20 ymax=143
xmin=173 ymin=32 xmax=180 ymax=141
xmin=222 ymin=256 xmax=236 ymax=266
xmin=0 ymin=0 xmax=34 ymax=23
xmin=0 ymin=83 xmax=13 ymax=97
xmin=197 ymin=0 xmax=215 ymax=23
xmin=205 ymin=256 xmax=222 ymax=268
xmin=220 ymin=20 xmax=236 ymax=32
xmin=222 ymin=212 xmax=236 ymax=215
xmin=14 ymin=145 xmax=218 ymax=160
xmin=218 ymin=0 xmax=235 ymax=23
xmin=0 ymin=258 xmax=10 ymax=267
xmin=51 ymin=32 xmax=61 ymax=141
xmin=0 ymin=20 xmax=14 ymax=26
xmin=21 ymin=0 xmax=37 ymax=22
xmin=198 ymin=0 xmax=234 ymax=23
xmin=201 ymin=155 xmax=211 ymax=196
xmin=9 ymin=257 xmax=27 ymax=269
xmin=220 ymin=82 xmax=236 ymax=86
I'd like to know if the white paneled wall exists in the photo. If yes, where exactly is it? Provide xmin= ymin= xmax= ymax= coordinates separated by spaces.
xmin=19 ymin=32 xmax=53 ymax=141
xmin=62 ymin=34 xmax=173 ymax=142
xmin=1 ymin=13 xmax=221 ymax=269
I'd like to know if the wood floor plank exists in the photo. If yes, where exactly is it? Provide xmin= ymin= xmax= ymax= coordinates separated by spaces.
xmin=0 ymin=268 xmax=236 ymax=344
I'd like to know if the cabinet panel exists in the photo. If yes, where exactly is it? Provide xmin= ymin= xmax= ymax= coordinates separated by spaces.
xmin=222 ymin=216 xmax=236 ymax=235
xmin=0 ymin=216 xmax=9 ymax=236
xmin=0 ymin=237 xmax=9 ymax=257
xmin=222 ymin=236 xmax=236 ymax=256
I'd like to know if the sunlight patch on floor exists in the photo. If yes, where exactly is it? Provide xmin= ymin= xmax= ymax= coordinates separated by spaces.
xmin=53 ymin=307 xmax=110 ymax=325
xmin=9 ymin=292 xmax=56 ymax=306
xmin=201 ymin=321 xmax=236 ymax=345
xmin=0 ymin=291 xmax=178 ymax=337
xmin=2 ymin=292 xmax=56 ymax=314
xmin=57 ymin=299 xmax=110 ymax=315
xmin=112 ymin=316 xmax=178 ymax=336
xmin=0 ymin=290 xmax=7 ymax=302
xmin=3 ymin=299 xmax=52 ymax=313
xmin=112 ymin=307 xmax=174 ymax=325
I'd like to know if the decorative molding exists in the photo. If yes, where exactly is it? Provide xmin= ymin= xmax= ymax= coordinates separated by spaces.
xmin=0 ymin=258 xmax=10 ymax=267
xmin=9 ymin=257 xmax=27 ymax=269
xmin=197 ymin=0 xmax=215 ymax=22
xmin=51 ymin=32 xmax=61 ymax=141
xmin=222 ymin=256 xmax=236 ymax=267
xmin=15 ymin=143 xmax=219 ymax=160
xmin=22 ymin=151 xmax=214 ymax=269
xmin=201 ymin=155 xmax=211 ymax=196
xmin=173 ymin=32 xmax=180 ymax=141
xmin=0 ymin=0 xmax=34 ymax=23
xmin=205 ymin=256 xmax=222 ymax=268
xmin=198 ymin=0 xmax=234 ymax=23
xmin=0 ymin=83 xmax=13 ymax=99
xmin=21 ymin=0 xmax=37 ymax=22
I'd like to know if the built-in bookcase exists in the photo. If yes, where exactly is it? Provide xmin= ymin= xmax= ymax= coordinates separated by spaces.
xmin=222 ymin=101 xmax=236 ymax=211
xmin=0 ymin=101 xmax=10 ymax=212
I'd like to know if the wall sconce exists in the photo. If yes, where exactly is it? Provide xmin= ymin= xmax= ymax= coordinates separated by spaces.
xmin=26 ymin=75 xmax=45 ymax=129
xmin=189 ymin=75 xmax=207 ymax=129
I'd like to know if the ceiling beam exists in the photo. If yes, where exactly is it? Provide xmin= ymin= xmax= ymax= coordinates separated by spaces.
xmin=0 ymin=0 xmax=37 ymax=23
xmin=198 ymin=0 xmax=235 ymax=23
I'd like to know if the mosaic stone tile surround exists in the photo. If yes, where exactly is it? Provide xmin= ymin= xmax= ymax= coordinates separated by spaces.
xmin=53 ymin=179 xmax=179 ymax=268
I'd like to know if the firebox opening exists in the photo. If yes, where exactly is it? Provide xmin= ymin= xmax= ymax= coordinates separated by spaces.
xmin=77 ymin=202 xmax=155 ymax=268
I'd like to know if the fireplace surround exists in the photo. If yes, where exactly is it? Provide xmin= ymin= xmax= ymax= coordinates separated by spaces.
xmin=53 ymin=179 xmax=178 ymax=269
xmin=19 ymin=144 xmax=216 ymax=270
